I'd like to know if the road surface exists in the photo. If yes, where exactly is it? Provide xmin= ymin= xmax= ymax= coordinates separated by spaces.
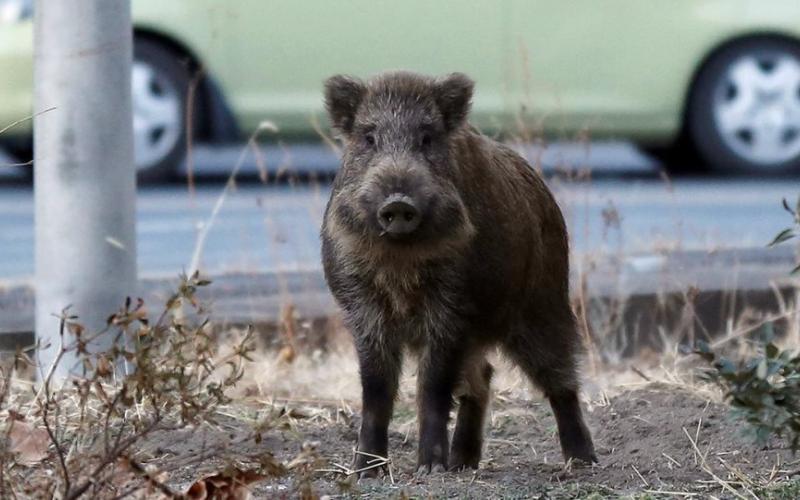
xmin=0 ymin=141 xmax=796 ymax=282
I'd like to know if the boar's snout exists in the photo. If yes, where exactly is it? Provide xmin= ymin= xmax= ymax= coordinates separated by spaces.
xmin=377 ymin=194 xmax=421 ymax=237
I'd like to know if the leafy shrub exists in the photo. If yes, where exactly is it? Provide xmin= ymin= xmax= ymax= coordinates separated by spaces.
xmin=695 ymin=340 xmax=800 ymax=452
xmin=768 ymin=196 xmax=800 ymax=275
xmin=700 ymin=195 xmax=800 ymax=451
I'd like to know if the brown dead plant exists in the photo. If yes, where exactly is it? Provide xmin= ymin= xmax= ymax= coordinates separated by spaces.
xmin=0 ymin=272 xmax=259 ymax=498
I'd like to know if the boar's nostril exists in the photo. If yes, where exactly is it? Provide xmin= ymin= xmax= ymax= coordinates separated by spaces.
xmin=377 ymin=195 xmax=421 ymax=236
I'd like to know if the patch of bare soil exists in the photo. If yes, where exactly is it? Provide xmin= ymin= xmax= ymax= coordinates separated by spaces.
xmin=133 ymin=382 xmax=800 ymax=499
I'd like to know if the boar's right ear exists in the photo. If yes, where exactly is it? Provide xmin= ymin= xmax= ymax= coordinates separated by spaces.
xmin=434 ymin=72 xmax=474 ymax=132
xmin=324 ymin=75 xmax=366 ymax=135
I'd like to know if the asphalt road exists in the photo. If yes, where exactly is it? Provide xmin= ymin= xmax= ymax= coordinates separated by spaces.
xmin=0 ymin=142 xmax=797 ymax=283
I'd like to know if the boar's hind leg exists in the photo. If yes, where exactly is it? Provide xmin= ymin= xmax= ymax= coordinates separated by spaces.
xmin=548 ymin=389 xmax=597 ymax=464
xmin=504 ymin=319 xmax=597 ymax=464
xmin=450 ymin=356 xmax=493 ymax=471
xmin=416 ymin=344 xmax=467 ymax=474
xmin=355 ymin=344 xmax=402 ymax=478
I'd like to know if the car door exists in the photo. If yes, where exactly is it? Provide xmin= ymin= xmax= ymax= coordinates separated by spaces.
xmin=225 ymin=0 xmax=507 ymax=134
xmin=505 ymin=0 xmax=693 ymax=139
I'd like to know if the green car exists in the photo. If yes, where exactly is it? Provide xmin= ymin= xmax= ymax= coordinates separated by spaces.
xmin=3 ymin=0 xmax=800 ymax=179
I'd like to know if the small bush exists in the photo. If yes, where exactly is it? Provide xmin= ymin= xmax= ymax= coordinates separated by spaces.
xmin=768 ymin=195 xmax=800 ymax=275
xmin=695 ymin=339 xmax=800 ymax=452
xmin=699 ymin=194 xmax=800 ymax=452
xmin=0 ymin=271 xmax=257 ymax=498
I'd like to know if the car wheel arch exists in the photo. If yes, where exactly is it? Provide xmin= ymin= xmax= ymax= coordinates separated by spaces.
xmin=678 ymin=31 xmax=800 ymax=138
xmin=132 ymin=27 xmax=238 ymax=143
xmin=646 ymin=32 xmax=800 ymax=173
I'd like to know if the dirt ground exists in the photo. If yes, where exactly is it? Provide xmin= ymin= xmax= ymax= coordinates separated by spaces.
xmin=137 ymin=382 xmax=800 ymax=499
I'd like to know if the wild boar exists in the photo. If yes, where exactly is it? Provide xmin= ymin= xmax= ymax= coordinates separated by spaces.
xmin=321 ymin=71 xmax=596 ymax=476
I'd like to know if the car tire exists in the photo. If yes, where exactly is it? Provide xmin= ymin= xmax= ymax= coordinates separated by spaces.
xmin=3 ymin=138 xmax=33 ymax=172
xmin=687 ymin=38 xmax=800 ymax=174
xmin=641 ymin=135 xmax=706 ymax=175
xmin=132 ymin=38 xmax=193 ymax=183
xmin=3 ymin=40 xmax=193 ymax=183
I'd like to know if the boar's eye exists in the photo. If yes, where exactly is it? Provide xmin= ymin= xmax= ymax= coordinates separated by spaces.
xmin=420 ymin=133 xmax=432 ymax=148
xmin=364 ymin=133 xmax=376 ymax=147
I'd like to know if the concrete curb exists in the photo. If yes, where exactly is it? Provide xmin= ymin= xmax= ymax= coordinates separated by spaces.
xmin=1 ymin=246 xmax=797 ymax=353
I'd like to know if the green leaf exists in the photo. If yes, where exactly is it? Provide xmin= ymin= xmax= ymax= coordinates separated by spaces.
xmin=766 ymin=342 xmax=780 ymax=359
xmin=795 ymin=196 xmax=800 ymax=221
xmin=694 ymin=340 xmax=717 ymax=362
xmin=717 ymin=358 xmax=736 ymax=375
xmin=783 ymin=197 xmax=795 ymax=215
xmin=760 ymin=323 xmax=776 ymax=344
xmin=782 ymin=198 xmax=794 ymax=215
xmin=768 ymin=228 xmax=795 ymax=247
xmin=757 ymin=359 xmax=768 ymax=379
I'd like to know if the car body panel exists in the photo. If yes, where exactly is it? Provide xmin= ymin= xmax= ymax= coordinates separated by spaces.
xmin=506 ymin=0 xmax=800 ymax=141
xmin=0 ymin=22 xmax=33 ymax=135
xmin=2 ymin=1 xmax=800 ymax=144
xmin=207 ymin=0 xmax=506 ymax=134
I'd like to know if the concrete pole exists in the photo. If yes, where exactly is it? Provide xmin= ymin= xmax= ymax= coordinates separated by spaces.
xmin=34 ymin=0 xmax=136 ymax=379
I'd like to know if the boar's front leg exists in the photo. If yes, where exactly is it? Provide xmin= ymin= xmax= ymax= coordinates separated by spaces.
xmin=354 ymin=340 xmax=402 ymax=478
xmin=450 ymin=356 xmax=493 ymax=470
xmin=416 ymin=343 xmax=466 ymax=474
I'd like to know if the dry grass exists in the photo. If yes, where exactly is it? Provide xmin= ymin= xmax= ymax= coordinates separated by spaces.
xmin=1 ymin=283 xmax=798 ymax=498
xmin=4 ymin=59 xmax=800 ymax=498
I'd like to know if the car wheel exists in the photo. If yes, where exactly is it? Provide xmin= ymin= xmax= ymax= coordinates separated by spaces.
xmin=641 ymin=135 xmax=705 ymax=175
xmin=132 ymin=39 xmax=192 ymax=183
xmin=688 ymin=38 xmax=800 ymax=174
xmin=3 ymin=138 xmax=33 ymax=169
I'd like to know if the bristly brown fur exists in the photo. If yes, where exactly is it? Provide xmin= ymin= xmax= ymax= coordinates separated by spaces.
xmin=321 ymin=70 xmax=597 ymax=476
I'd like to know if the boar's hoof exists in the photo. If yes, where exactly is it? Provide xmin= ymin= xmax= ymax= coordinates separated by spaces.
xmin=415 ymin=462 xmax=447 ymax=476
xmin=357 ymin=466 xmax=382 ymax=480
xmin=448 ymin=462 xmax=478 ymax=472
xmin=449 ymin=441 xmax=481 ymax=471
xmin=565 ymin=447 xmax=599 ymax=466
xmin=448 ymin=458 xmax=479 ymax=472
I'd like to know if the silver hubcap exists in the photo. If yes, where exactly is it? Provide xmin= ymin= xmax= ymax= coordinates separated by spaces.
xmin=132 ymin=61 xmax=181 ymax=171
xmin=713 ymin=50 xmax=800 ymax=167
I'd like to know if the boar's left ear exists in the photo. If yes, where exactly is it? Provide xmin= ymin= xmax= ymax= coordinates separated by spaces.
xmin=434 ymin=72 xmax=474 ymax=132
xmin=324 ymin=75 xmax=366 ymax=135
